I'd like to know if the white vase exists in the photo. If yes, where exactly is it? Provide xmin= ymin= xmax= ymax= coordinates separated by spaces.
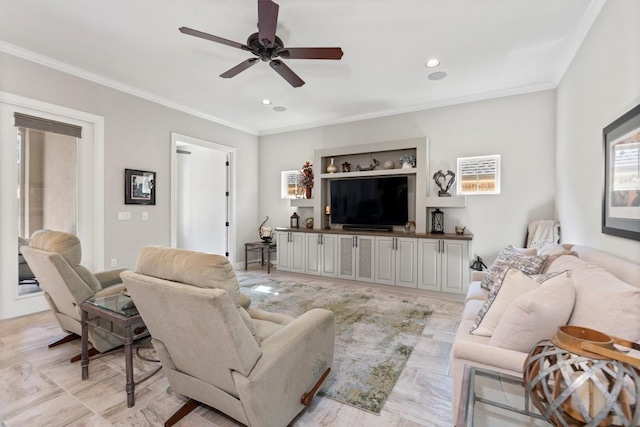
xmin=402 ymin=161 xmax=414 ymax=169
xmin=327 ymin=158 xmax=338 ymax=173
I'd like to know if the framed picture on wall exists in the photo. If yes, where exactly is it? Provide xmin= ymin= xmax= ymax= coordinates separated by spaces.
xmin=602 ymin=103 xmax=640 ymax=241
xmin=125 ymin=169 xmax=156 ymax=205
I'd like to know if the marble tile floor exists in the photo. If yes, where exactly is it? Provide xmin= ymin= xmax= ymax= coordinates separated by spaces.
xmin=0 ymin=269 xmax=464 ymax=427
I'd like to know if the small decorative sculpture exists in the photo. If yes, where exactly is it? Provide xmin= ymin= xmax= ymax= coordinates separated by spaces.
xmin=433 ymin=169 xmax=456 ymax=197
xmin=259 ymin=216 xmax=272 ymax=242
xmin=356 ymin=159 xmax=378 ymax=171
xmin=300 ymin=162 xmax=314 ymax=199
xmin=341 ymin=162 xmax=351 ymax=172
xmin=399 ymin=154 xmax=416 ymax=169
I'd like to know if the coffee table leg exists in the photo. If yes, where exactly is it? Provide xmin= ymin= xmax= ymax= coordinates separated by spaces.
xmin=81 ymin=310 xmax=89 ymax=380
xmin=124 ymin=324 xmax=135 ymax=407
xmin=245 ymin=245 xmax=248 ymax=270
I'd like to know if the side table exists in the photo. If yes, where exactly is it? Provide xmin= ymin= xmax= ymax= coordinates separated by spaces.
xmin=80 ymin=293 xmax=160 ymax=408
xmin=245 ymin=241 xmax=277 ymax=273
xmin=457 ymin=365 xmax=548 ymax=426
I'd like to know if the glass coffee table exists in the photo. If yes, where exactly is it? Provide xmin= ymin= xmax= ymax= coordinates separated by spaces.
xmin=80 ymin=292 xmax=159 ymax=407
xmin=457 ymin=365 xmax=549 ymax=426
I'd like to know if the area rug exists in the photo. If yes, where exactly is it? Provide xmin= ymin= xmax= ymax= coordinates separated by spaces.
xmin=238 ymin=277 xmax=433 ymax=414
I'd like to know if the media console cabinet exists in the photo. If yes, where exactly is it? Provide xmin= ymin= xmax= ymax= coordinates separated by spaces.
xmin=275 ymin=228 xmax=473 ymax=296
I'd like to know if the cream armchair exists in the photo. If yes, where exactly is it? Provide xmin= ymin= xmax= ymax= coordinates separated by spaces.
xmin=21 ymin=230 xmax=130 ymax=357
xmin=121 ymin=246 xmax=335 ymax=427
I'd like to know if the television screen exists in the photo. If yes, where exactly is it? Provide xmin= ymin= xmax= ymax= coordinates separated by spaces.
xmin=330 ymin=176 xmax=409 ymax=226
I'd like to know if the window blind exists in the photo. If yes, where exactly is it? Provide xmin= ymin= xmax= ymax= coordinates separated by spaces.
xmin=14 ymin=112 xmax=82 ymax=138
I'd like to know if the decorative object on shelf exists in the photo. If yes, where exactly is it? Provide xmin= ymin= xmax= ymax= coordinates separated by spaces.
xmin=290 ymin=212 xmax=300 ymax=228
xmin=305 ymin=218 xmax=314 ymax=229
xmin=430 ymin=209 xmax=444 ymax=234
xmin=341 ymin=162 xmax=351 ymax=172
xmin=470 ymin=256 xmax=487 ymax=271
xmin=355 ymin=159 xmax=378 ymax=171
xmin=327 ymin=158 xmax=338 ymax=174
xmin=455 ymin=225 xmax=466 ymax=235
xmin=399 ymin=153 xmax=416 ymax=169
xmin=325 ymin=206 xmax=331 ymax=230
xmin=300 ymin=161 xmax=314 ymax=199
xmin=524 ymin=326 xmax=640 ymax=427
xmin=383 ymin=160 xmax=395 ymax=170
xmin=404 ymin=221 xmax=416 ymax=233
xmin=433 ymin=169 xmax=456 ymax=197
xmin=259 ymin=216 xmax=273 ymax=242
xmin=125 ymin=169 xmax=156 ymax=205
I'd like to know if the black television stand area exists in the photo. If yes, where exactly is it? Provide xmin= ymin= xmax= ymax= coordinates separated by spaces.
xmin=342 ymin=225 xmax=393 ymax=232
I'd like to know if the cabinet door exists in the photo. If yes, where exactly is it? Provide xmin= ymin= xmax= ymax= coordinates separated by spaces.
xmin=290 ymin=232 xmax=306 ymax=274
xmin=355 ymin=235 xmax=375 ymax=283
xmin=395 ymin=238 xmax=417 ymax=288
xmin=374 ymin=236 xmax=395 ymax=285
xmin=305 ymin=234 xmax=321 ymax=276
xmin=320 ymin=234 xmax=338 ymax=277
xmin=276 ymin=232 xmax=291 ymax=271
xmin=337 ymin=235 xmax=355 ymax=280
xmin=441 ymin=240 xmax=469 ymax=295
xmin=417 ymin=238 xmax=440 ymax=291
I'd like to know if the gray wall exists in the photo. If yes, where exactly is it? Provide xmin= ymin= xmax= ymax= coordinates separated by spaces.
xmin=259 ymin=90 xmax=557 ymax=263
xmin=1 ymin=53 xmax=259 ymax=269
xmin=556 ymin=0 xmax=640 ymax=262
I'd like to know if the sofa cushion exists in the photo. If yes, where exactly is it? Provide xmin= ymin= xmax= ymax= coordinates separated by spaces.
xmin=465 ymin=281 xmax=489 ymax=302
xmin=471 ymin=269 xmax=569 ymax=337
xmin=552 ymin=257 xmax=640 ymax=342
xmin=480 ymin=245 xmax=548 ymax=291
xmin=489 ymin=272 xmax=575 ymax=352
xmin=537 ymin=243 xmax=578 ymax=273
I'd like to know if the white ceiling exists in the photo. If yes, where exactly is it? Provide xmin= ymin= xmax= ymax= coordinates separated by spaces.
xmin=0 ymin=0 xmax=604 ymax=135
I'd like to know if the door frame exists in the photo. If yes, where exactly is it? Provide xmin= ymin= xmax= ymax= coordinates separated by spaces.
xmin=0 ymin=92 xmax=104 ymax=319
xmin=170 ymin=132 xmax=236 ymax=264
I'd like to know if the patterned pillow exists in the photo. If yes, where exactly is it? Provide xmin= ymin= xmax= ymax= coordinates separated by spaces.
xmin=480 ymin=245 xmax=548 ymax=291
xmin=471 ymin=269 xmax=570 ymax=336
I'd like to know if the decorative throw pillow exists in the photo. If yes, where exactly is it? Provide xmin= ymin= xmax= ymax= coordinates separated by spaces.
xmin=480 ymin=245 xmax=548 ymax=291
xmin=537 ymin=243 xmax=578 ymax=273
xmin=489 ymin=272 xmax=575 ymax=352
xmin=471 ymin=268 xmax=569 ymax=337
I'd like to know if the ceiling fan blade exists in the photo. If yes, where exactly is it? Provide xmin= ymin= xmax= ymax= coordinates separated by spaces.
xmin=179 ymin=27 xmax=247 ymax=51
xmin=278 ymin=47 xmax=344 ymax=60
xmin=258 ymin=0 xmax=279 ymax=47
xmin=269 ymin=59 xmax=304 ymax=88
xmin=220 ymin=58 xmax=259 ymax=78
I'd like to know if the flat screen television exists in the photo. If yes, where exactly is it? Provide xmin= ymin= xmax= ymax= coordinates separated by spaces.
xmin=330 ymin=176 xmax=409 ymax=227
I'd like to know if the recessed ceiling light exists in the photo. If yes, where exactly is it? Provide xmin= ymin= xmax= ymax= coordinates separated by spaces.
xmin=273 ymin=106 xmax=287 ymax=112
xmin=261 ymin=99 xmax=271 ymax=105
xmin=428 ymin=71 xmax=447 ymax=81
xmin=426 ymin=59 xmax=440 ymax=68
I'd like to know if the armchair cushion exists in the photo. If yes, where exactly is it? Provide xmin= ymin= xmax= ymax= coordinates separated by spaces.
xmin=135 ymin=246 xmax=260 ymax=344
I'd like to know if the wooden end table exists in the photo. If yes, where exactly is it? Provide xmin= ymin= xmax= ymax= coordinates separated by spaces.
xmin=80 ymin=293 xmax=159 ymax=408
xmin=245 ymin=241 xmax=277 ymax=273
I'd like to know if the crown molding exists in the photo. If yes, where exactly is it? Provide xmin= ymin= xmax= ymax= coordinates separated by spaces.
xmin=0 ymin=41 xmax=259 ymax=136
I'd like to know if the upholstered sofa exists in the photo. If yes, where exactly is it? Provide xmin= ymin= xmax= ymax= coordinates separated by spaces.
xmin=451 ymin=243 xmax=640 ymax=426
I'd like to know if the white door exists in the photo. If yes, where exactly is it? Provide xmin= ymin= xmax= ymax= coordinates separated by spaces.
xmin=396 ymin=238 xmax=417 ymax=288
xmin=171 ymin=133 xmax=235 ymax=261
xmin=441 ymin=240 xmax=469 ymax=295
xmin=320 ymin=234 xmax=338 ymax=277
xmin=417 ymin=239 xmax=440 ymax=291
xmin=305 ymin=233 xmax=321 ymax=275
xmin=375 ymin=236 xmax=395 ymax=285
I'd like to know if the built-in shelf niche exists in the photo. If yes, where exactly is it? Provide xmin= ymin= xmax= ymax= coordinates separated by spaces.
xmin=425 ymin=196 xmax=466 ymax=208
xmin=290 ymin=198 xmax=314 ymax=208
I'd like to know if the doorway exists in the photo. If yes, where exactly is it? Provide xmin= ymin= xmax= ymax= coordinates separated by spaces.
xmin=170 ymin=133 xmax=235 ymax=261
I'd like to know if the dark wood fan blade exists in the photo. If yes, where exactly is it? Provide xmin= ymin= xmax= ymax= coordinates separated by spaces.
xmin=258 ymin=0 xmax=279 ymax=47
xmin=220 ymin=58 xmax=259 ymax=78
xmin=269 ymin=60 xmax=304 ymax=87
xmin=278 ymin=47 xmax=344 ymax=60
xmin=179 ymin=27 xmax=247 ymax=51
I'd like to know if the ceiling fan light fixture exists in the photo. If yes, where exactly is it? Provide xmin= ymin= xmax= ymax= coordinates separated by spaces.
xmin=426 ymin=59 xmax=440 ymax=68
xmin=262 ymin=99 xmax=272 ymax=105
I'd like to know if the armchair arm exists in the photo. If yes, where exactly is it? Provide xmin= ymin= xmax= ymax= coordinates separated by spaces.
xmin=95 ymin=268 xmax=128 ymax=289
xmin=232 ymin=308 xmax=335 ymax=427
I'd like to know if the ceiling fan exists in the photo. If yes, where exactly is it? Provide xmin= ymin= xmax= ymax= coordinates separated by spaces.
xmin=179 ymin=0 xmax=343 ymax=88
